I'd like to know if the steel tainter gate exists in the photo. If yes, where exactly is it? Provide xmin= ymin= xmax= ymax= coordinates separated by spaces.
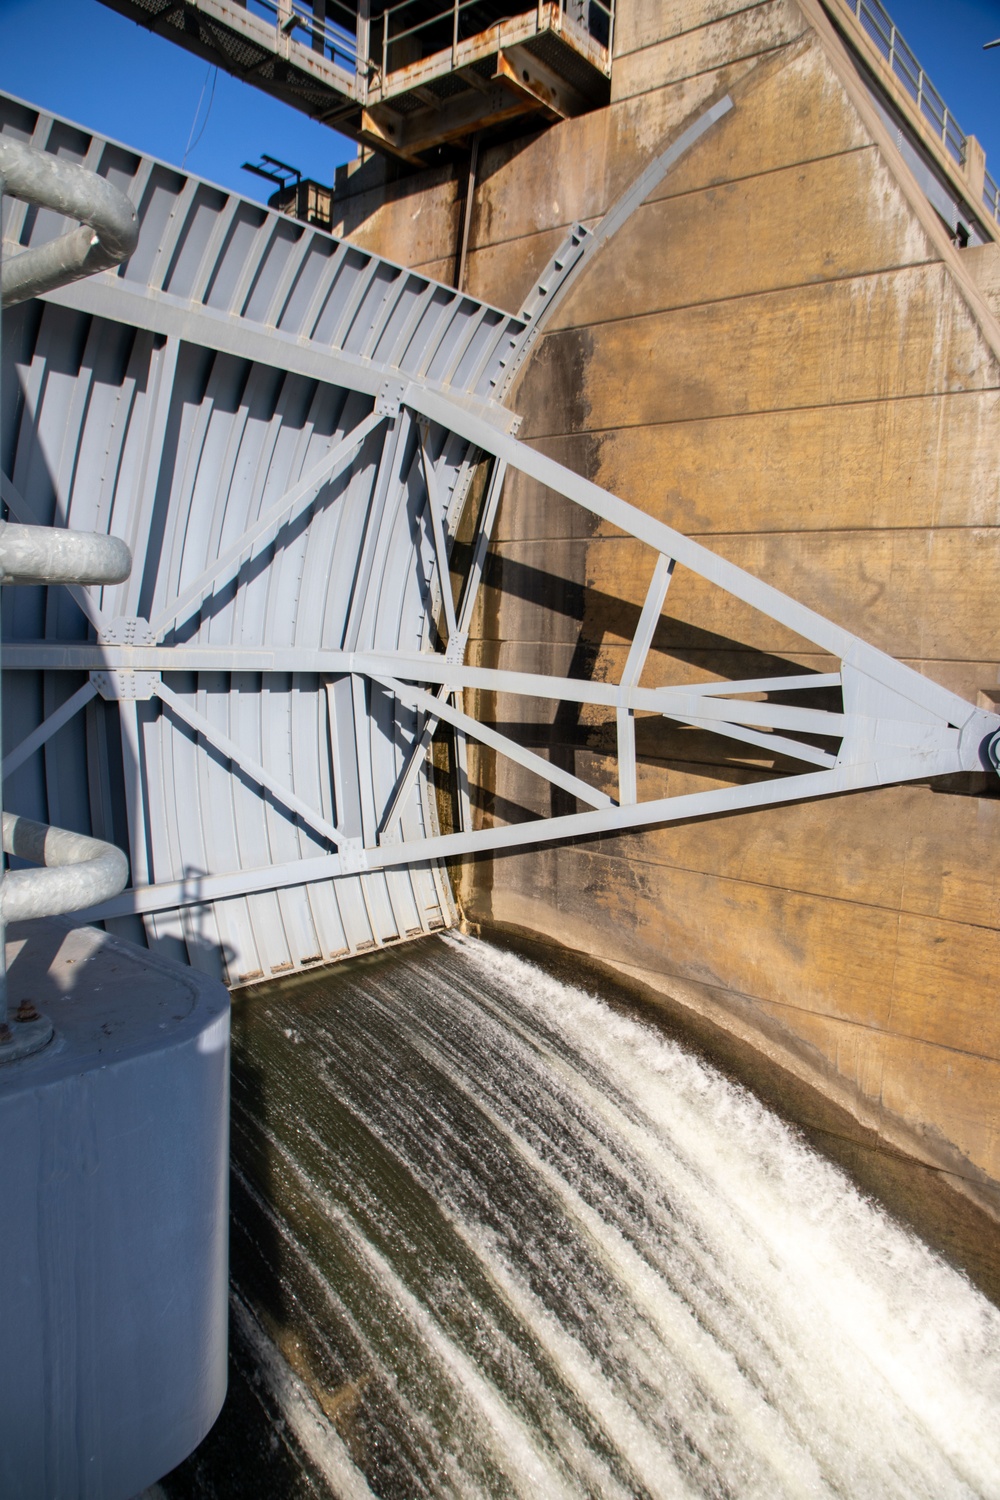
xmin=2 ymin=89 xmax=998 ymax=993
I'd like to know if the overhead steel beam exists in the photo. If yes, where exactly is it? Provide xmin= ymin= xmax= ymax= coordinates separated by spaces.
xmin=0 ymin=640 xmax=968 ymax=728
xmin=153 ymin=679 xmax=347 ymax=848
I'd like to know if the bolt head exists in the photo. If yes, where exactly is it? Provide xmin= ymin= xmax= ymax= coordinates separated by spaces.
xmin=15 ymin=1000 xmax=39 ymax=1023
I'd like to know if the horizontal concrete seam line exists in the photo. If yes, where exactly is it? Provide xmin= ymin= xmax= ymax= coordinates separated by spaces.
xmin=468 ymin=632 xmax=988 ymax=660
xmin=492 ymin=520 xmax=1000 ymax=540
xmin=607 ymin=956 xmax=1000 ymax=1065
xmin=474 ymin=639 xmax=1000 ymax=668
xmin=675 ymin=523 xmax=1000 ymax=538
xmin=469 ymin=643 xmax=837 ymax=659
xmin=616 ymin=30 xmax=814 ymax=98
xmin=801 ymin=1134 xmax=991 ymax=1195
xmin=541 ymin=256 xmax=944 ymax=337
xmin=494 ymin=523 xmax=1000 ymax=540
xmin=729 ymin=991 xmax=1000 ymax=1067
xmin=612 ymin=0 xmax=790 ymax=61
xmin=461 ymin=218 xmax=605 ymax=264
xmin=612 ymin=39 xmax=802 ymax=107
xmin=801 ymin=1125 xmax=938 ymax=1166
xmin=521 ymin=384 xmax=1000 ymax=441
xmin=335 ymin=181 xmax=461 ymax=219
xmin=447 ymin=144 xmax=875 ymax=266
xmin=640 ymin=141 xmax=875 ymax=205
xmin=490 ymin=525 xmax=1000 ymax=542
xmin=480 ymin=761 xmax=794 ymax=779
xmin=521 ymin=383 xmax=1000 ymax=440
xmin=574 ymin=842 xmax=1000 ymax=933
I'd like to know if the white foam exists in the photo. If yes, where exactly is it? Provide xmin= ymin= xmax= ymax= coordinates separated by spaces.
xmin=237 ymin=933 xmax=1000 ymax=1498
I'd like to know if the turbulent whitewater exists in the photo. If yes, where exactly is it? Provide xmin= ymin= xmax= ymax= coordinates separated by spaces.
xmin=174 ymin=934 xmax=1000 ymax=1498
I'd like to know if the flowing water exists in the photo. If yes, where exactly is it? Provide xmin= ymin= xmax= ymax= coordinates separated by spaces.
xmin=167 ymin=933 xmax=1000 ymax=1499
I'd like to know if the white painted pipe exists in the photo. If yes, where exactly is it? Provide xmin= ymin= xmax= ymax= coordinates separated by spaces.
xmin=1 ymin=812 xmax=129 ymax=922
xmin=0 ymin=137 xmax=138 ymax=308
xmin=0 ymin=521 xmax=131 ymax=586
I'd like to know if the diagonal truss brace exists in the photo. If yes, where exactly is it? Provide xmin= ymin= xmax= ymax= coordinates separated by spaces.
xmin=6 ymin=389 xmax=998 ymax=924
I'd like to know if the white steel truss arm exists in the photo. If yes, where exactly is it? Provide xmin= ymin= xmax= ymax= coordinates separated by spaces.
xmin=2 ymin=679 xmax=97 ymax=779
xmin=618 ymin=554 xmax=675 ymax=804
xmin=152 ymin=679 xmax=346 ymax=847
xmin=0 ymin=642 xmax=985 ymax=734
xmin=404 ymin=387 xmax=980 ymax=733
xmin=9 ymin=379 xmax=999 ymax=935
xmin=148 ymin=407 xmax=387 ymax=640
xmin=372 ymin=674 xmax=613 ymax=810
xmin=418 ymin=426 xmax=460 ymax=650
xmin=457 ymin=456 xmax=506 ymax=633
xmin=0 ymin=632 xmax=990 ymax=754
xmin=378 ymin=681 xmax=450 ymax=838
xmin=78 ymin=753 xmax=966 ymax=925
xmin=378 ymin=453 xmax=508 ymax=833
xmin=663 ymin=712 xmax=837 ymax=769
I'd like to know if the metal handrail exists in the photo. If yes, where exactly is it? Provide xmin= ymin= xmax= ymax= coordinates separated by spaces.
xmin=0 ymin=522 xmax=131 ymax=587
xmin=835 ymin=0 xmax=998 ymax=225
xmin=246 ymin=0 xmax=361 ymax=72
xmin=0 ymin=139 xmax=138 ymax=308
xmin=2 ymin=814 xmax=129 ymax=923
xmin=984 ymin=169 xmax=1000 ymax=223
xmin=240 ymin=0 xmax=616 ymax=102
xmin=0 ymin=144 xmax=136 ymax=1050
xmin=376 ymin=0 xmax=613 ymax=79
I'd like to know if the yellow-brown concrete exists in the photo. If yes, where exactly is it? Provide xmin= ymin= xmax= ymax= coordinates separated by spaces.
xmin=334 ymin=1 xmax=1000 ymax=1222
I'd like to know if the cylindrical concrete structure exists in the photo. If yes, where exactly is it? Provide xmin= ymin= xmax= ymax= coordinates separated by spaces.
xmin=0 ymin=917 xmax=230 ymax=1500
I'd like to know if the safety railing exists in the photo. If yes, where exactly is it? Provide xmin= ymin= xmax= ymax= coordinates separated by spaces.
xmin=229 ymin=0 xmax=616 ymax=103
xmin=834 ymin=0 xmax=999 ymax=228
xmin=984 ymin=169 xmax=1000 ymax=225
xmin=245 ymin=0 xmax=361 ymax=75
xmin=374 ymin=0 xmax=614 ymax=83
xmin=0 ymin=139 xmax=136 ymax=1059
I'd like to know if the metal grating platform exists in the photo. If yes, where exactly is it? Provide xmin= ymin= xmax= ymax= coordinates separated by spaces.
xmin=98 ymin=0 xmax=613 ymax=161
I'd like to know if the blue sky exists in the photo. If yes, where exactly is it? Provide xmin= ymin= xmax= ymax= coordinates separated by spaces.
xmin=885 ymin=0 xmax=1000 ymax=162
xmin=0 ymin=0 xmax=358 ymax=200
xmin=0 ymin=0 xmax=996 ymax=203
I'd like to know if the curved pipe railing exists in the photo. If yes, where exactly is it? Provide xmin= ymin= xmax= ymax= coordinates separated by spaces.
xmin=1 ymin=813 xmax=130 ymax=923
xmin=0 ymin=522 xmax=132 ymax=586
xmin=1 ymin=142 xmax=137 ymax=1047
xmin=0 ymin=137 xmax=139 ymax=309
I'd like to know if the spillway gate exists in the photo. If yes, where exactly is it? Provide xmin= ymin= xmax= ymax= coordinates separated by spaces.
xmin=2 ymin=89 xmax=998 ymax=988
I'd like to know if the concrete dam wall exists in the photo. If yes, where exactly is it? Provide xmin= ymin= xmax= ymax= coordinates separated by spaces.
xmin=327 ymin=0 xmax=1000 ymax=1218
